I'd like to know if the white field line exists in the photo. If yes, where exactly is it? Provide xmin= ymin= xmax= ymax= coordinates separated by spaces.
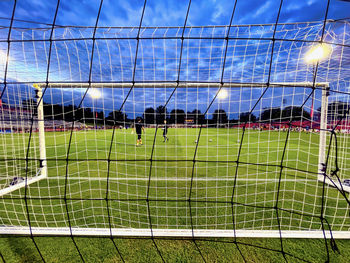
xmin=46 ymin=176 xmax=313 ymax=182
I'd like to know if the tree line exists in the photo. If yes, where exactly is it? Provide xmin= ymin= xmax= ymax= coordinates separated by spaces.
xmin=143 ymin=105 xmax=312 ymax=124
xmin=21 ymin=99 xmax=350 ymax=125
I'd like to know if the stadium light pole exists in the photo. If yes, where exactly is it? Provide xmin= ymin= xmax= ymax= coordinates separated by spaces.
xmin=304 ymin=44 xmax=332 ymax=127
xmin=89 ymin=88 xmax=102 ymax=124
xmin=217 ymin=89 xmax=228 ymax=109
xmin=217 ymin=89 xmax=228 ymax=125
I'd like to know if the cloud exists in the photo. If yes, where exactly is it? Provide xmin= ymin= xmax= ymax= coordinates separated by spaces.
xmin=252 ymin=1 xmax=272 ymax=19
xmin=211 ymin=4 xmax=225 ymax=23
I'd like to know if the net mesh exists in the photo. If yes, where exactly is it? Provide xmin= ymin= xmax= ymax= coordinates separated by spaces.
xmin=0 ymin=0 xmax=350 ymax=262
xmin=0 ymin=85 xmax=41 ymax=191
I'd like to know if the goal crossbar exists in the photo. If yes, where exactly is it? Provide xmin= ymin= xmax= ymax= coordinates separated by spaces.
xmin=33 ymin=82 xmax=330 ymax=88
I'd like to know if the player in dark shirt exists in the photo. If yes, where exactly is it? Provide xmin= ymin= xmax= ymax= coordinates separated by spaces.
xmin=134 ymin=118 xmax=144 ymax=146
xmin=162 ymin=120 xmax=168 ymax=142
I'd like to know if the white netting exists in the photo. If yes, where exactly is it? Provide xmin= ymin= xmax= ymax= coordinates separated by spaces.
xmin=0 ymin=20 xmax=349 ymax=236
xmin=0 ymin=84 xmax=41 ymax=193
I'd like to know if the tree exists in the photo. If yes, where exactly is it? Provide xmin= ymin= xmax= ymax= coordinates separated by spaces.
xmin=42 ymin=102 xmax=102 ymax=124
xmin=169 ymin=109 xmax=185 ymax=124
xmin=95 ymin=111 xmax=105 ymax=124
xmin=22 ymin=99 xmax=36 ymax=109
xmin=327 ymin=101 xmax=350 ymax=120
xmin=239 ymin=112 xmax=256 ymax=123
xmin=260 ymin=107 xmax=281 ymax=122
xmin=190 ymin=109 xmax=205 ymax=124
xmin=212 ymin=109 xmax=228 ymax=125
xmin=107 ymin=110 xmax=127 ymax=125
xmin=281 ymin=106 xmax=310 ymax=121
xmin=44 ymin=103 xmax=64 ymax=120
xmin=81 ymin=107 xmax=93 ymax=122
xmin=156 ymin=105 xmax=168 ymax=124
xmin=22 ymin=99 xmax=37 ymax=115
xmin=143 ymin=107 xmax=156 ymax=124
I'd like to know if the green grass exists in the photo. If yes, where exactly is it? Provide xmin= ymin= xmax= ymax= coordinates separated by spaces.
xmin=0 ymin=235 xmax=350 ymax=262
xmin=0 ymin=128 xmax=350 ymax=262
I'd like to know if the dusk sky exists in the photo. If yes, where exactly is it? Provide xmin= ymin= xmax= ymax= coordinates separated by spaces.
xmin=0 ymin=0 xmax=350 ymax=119
xmin=0 ymin=0 xmax=350 ymax=27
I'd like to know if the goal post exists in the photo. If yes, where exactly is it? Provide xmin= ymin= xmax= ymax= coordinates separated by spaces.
xmin=0 ymin=20 xmax=349 ymax=245
xmin=1 ymin=80 xmax=349 ymax=238
xmin=33 ymin=80 xmax=350 ymax=196
xmin=317 ymin=85 xmax=350 ymax=193
xmin=0 ymin=84 xmax=47 ymax=197
xmin=33 ymin=84 xmax=48 ymax=179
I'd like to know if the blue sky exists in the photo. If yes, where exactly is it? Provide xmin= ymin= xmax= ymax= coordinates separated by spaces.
xmin=1 ymin=0 xmax=350 ymax=27
xmin=0 ymin=0 xmax=350 ymax=120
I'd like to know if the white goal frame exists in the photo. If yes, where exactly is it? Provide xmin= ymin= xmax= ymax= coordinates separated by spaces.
xmin=0 ymin=85 xmax=47 ymax=197
xmin=33 ymin=81 xmax=350 ymax=196
xmin=317 ymin=86 xmax=350 ymax=193
xmin=1 ymin=227 xmax=349 ymax=239
xmin=1 ymin=81 xmax=349 ymax=238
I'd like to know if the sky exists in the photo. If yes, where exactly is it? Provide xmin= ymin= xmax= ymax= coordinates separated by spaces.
xmin=0 ymin=0 xmax=350 ymax=28
xmin=0 ymin=0 xmax=350 ymax=120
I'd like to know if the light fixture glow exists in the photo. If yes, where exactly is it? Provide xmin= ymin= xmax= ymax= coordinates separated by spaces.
xmin=217 ymin=89 xmax=228 ymax=99
xmin=305 ymin=44 xmax=332 ymax=64
xmin=89 ymin=88 xmax=102 ymax=99
xmin=0 ymin=50 xmax=13 ymax=65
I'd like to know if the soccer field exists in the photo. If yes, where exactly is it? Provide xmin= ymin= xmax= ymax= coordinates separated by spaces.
xmin=1 ymin=128 xmax=350 ymax=262
xmin=2 ymin=0 xmax=350 ymax=260
xmin=1 ymin=128 xmax=349 ymax=233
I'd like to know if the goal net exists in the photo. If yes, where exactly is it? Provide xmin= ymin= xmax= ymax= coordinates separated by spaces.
xmin=0 ymin=20 xmax=349 ymax=243
xmin=0 ymin=84 xmax=47 ymax=196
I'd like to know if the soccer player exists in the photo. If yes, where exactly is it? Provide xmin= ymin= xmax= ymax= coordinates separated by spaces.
xmin=134 ymin=118 xmax=144 ymax=146
xmin=162 ymin=120 xmax=168 ymax=142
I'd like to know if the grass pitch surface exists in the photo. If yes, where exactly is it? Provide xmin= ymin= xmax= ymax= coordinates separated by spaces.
xmin=0 ymin=128 xmax=349 ymax=262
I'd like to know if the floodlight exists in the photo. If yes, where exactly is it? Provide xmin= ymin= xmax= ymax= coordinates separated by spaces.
xmin=89 ymin=88 xmax=102 ymax=99
xmin=305 ymin=44 xmax=332 ymax=64
xmin=0 ymin=50 xmax=12 ymax=64
xmin=217 ymin=89 xmax=228 ymax=99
